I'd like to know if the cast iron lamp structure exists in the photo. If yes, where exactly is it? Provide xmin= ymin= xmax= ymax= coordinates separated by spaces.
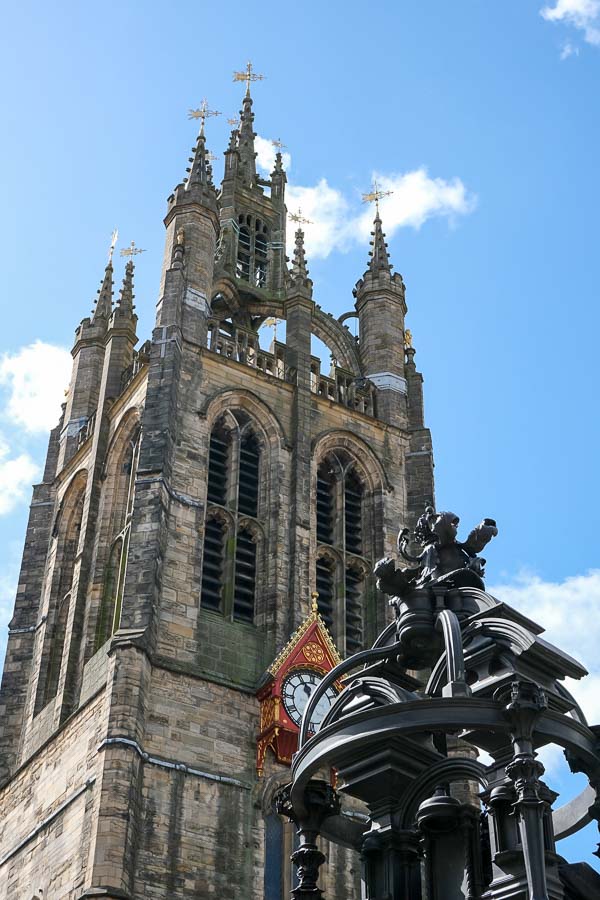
xmin=276 ymin=509 xmax=600 ymax=899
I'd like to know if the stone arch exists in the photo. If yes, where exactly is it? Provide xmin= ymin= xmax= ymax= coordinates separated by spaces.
xmin=101 ymin=406 xmax=142 ymax=480
xmin=90 ymin=409 xmax=142 ymax=653
xmin=206 ymin=504 xmax=235 ymax=532
xmin=312 ymin=307 xmax=361 ymax=374
xmin=312 ymin=429 xmax=391 ymax=494
xmin=52 ymin=468 xmax=88 ymax=537
xmin=316 ymin=544 xmax=343 ymax=567
xmin=201 ymin=388 xmax=289 ymax=450
xmin=101 ymin=408 xmax=142 ymax=539
xmin=36 ymin=469 xmax=88 ymax=711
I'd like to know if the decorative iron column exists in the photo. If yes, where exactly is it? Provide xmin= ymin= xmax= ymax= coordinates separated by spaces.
xmin=276 ymin=779 xmax=340 ymax=899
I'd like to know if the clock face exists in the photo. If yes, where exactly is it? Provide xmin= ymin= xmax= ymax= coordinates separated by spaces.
xmin=281 ymin=669 xmax=338 ymax=730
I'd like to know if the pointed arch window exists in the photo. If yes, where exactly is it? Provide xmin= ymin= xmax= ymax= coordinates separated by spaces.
xmin=314 ymin=452 xmax=371 ymax=655
xmin=95 ymin=427 xmax=141 ymax=649
xmin=201 ymin=515 xmax=227 ymax=613
xmin=36 ymin=475 xmax=86 ymax=712
xmin=233 ymin=527 xmax=257 ymax=623
xmin=236 ymin=213 xmax=269 ymax=288
xmin=201 ymin=412 xmax=264 ymax=625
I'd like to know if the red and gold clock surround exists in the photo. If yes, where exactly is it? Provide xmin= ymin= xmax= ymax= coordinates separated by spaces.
xmin=256 ymin=600 xmax=341 ymax=775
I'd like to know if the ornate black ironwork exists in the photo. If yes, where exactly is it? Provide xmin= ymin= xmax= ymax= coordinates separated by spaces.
xmin=277 ymin=511 xmax=600 ymax=899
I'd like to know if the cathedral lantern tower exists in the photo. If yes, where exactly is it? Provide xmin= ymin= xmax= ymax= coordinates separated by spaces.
xmin=0 ymin=73 xmax=434 ymax=899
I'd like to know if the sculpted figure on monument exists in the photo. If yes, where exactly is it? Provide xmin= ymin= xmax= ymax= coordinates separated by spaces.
xmin=373 ymin=506 xmax=498 ymax=603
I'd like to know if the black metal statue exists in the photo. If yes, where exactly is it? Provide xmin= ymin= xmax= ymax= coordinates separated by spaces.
xmin=374 ymin=506 xmax=498 ymax=603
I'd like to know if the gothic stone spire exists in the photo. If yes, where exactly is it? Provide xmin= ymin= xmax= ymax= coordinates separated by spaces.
xmin=291 ymin=228 xmax=312 ymax=295
xmin=92 ymin=261 xmax=114 ymax=326
xmin=238 ymin=91 xmax=257 ymax=185
xmin=187 ymin=129 xmax=214 ymax=189
xmin=367 ymin=210 xmax=392 ymax=276
xmin=116 ymin=259 xmax=136 ymax=319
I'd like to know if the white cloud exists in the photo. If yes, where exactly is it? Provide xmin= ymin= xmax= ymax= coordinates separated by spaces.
xmin=560 ymin=40 xmax=580 ymax=57
xmin=0 ymin=435 xmax=38 ymax=516
xmin=255 ymin=135 xmax=292 ymax=174
xmin=287 ymin=180 xmax=353 ymax=260
xmin=357 ymin=169 xmax=476 ymax=238
xmin=0 ymin=340 xmax=71 ymax=434
xmin=254 ymin=134 xmax=475 ymax=261
xmin=285 ymin=169 xmax=475 ymax=261
xmin=541 ymin=0 xmax=600 ymax=46
xmin=489 ymin=569 xmax=600 ymax=723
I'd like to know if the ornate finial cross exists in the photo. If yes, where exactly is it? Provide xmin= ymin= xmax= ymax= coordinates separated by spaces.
xmin=188 ymin=99 xmax=221 ymax=135
xmin=271 ymin=137 xmax=287 ymax=152
xmin=227 ymin=117 xmax=240 ymax=128
xmin=207 ymin=151 xmax=218 ymax=162
xmin=361 ymin=179 xmax=394 ymax=215
xmin=120 ymin=241 xmax=146 ymax=261
xmin=108 ymin=228 xmax=118 ymax=264
xmin=288 ymin=208 xmax=313 ymax=226
xmin=233 ymin=61 xmax=265 ymax=95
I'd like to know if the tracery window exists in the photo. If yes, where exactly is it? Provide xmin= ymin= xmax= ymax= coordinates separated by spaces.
xmin=36 ymin=474 xmax=87 ymax=711
xmin=95 ymin=427 xmax=141 ymax=648
xmin=236 ymin=214 xmax=269 ymax=288
xmin=200 ymin=412 xmax=264 ymax=623
xmin=315 ymin=453 xmax=370 ymax=655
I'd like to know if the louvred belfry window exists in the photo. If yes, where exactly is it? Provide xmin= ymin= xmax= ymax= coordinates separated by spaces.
xmin=316 ymin=464 xmax=334 ymax=546
xmin=236 ymin=214 xmax=269 ymax=288
xmin=201 ymin=413 xmax=264 ymax=624
xmin=314 ymin=452 xmax=370 ymax=655
xmin=233 ymin=528 xmax=257 ymax=623
xmin=207 ymin=424 xmax=230 ymax=506
xmin=201 ymin=517 xmax=227 ymax=612
xmin=315 ymin=556 xmax=335 ymax=632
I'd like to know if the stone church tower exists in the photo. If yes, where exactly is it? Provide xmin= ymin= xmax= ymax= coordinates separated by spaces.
xmin=0 ymin=83 xmax=433 ymax=898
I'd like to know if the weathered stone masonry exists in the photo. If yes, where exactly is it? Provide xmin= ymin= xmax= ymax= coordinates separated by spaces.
xmin=0 ymin=86 xmax=434 ymax=898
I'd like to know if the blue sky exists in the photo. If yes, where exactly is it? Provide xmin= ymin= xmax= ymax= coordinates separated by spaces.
xmin=1 ymin=0 xmax=599 ymax=870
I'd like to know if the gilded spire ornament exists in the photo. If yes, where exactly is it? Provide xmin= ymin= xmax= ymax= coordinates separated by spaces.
xmin=188 ymin=98 xmax=221 ymax=135
xmin=120 ymin=241 xmax=146 ymax=260
xmin=288 ymin=209 xmax=313 ymax=226
xmin=233 ymin=60 xmax=265 ymax=96
xmin=362 ymin=178 xmax=394 ymax=217
xmin=108 ymin=228 xmax=118 ymax=263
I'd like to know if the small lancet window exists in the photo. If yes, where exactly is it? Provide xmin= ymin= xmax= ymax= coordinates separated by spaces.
xmin=233 ymin=528 xmax=256 ymax=623
xmin=316 ymin=557 xmax=335 ymax=632
xmin=316 ymin=464 xmax=335 ymax=545
xmin=238 ymin=432 xmax=260 ymax=517
xmin=344 ymin=470 xmax=363 ymax=555
xmin=345 ymin=567 xmax=364 ymax=656
xmin=207 ymin=424 xmax=231 ymax=506
xmin=201 ymin=517 xmax=226 ymax=613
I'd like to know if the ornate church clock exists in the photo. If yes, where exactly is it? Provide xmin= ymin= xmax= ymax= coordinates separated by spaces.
xmin=256 ymin=596 xmax=341 ymax=774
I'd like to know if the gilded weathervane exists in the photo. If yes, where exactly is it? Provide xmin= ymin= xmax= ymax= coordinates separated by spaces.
xmin=362 ymin=179 xmax=394 ymax=216
xmin=233 ymin=60 xmax=265 ymax=95
xmin=120 ymin=241 xmax=146 ymax=260
xmin=288 ymin=209 xmax=313 ymax=227
xmin=188 ymin=98 xmax=221 ymax=135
